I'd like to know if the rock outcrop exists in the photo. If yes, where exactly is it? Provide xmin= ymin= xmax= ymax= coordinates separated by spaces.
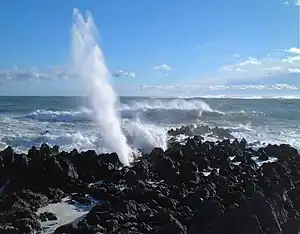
xmin=0 ymin=138 xmax=300 ymax=233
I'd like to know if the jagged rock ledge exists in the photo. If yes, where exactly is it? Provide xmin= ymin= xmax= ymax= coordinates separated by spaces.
xmin=0 ymin=138 xmax=300 ymax=233
xmin=167 ymin=124 xmax=234 ymax=139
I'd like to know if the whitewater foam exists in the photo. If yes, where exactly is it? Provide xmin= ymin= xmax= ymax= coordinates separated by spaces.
xmin=25 ymin=109 xmax=92 ymax=122
xmin=121 ymin=99 xmax=213 ymax=111
xmin=37 ymin=197 xmax=97 ymax=234
xmin=1 ymin=95 xmax=300 ymax=158
xmin=70 ymin=8 xmax=132 ymax=165
xmin=120 ymin=99 xmax=222 ymax=124
xmin=20 ymin=98 xmax=219 ymax=124
xmin=124 ymin=118 xmax=168 ymax=153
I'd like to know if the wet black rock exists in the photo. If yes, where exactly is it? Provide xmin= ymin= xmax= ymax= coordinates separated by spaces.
xmin=0 ymin=140 xmax=299 ymax=233
xmin=258 ymin=149 xmax=269 ymax=161
xmin=53 ymin=222 xmax=84 ymax=234
xmin=0 ymin=225 xmax=19 ymax=234
xmin=167 ymin=124 xmax=234 ymax=140
xmin=0 ymin=193 xmax=42 ymax=233
xmin=39 ymin=211 xmax=57 ymax=222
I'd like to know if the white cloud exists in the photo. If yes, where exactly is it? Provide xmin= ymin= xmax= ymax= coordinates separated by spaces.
xmin=271 ymin=84 xmax=298 ymax=90
xmin=134 ymin=83 xmax=298 ymax=91
xmin=288 ymin=68 xmax=300 ymax=73
xmin=297 ymin=0 xmax=300 ymax=5
xmin=220 ymin=65 xmax=232 ymax=72
xmin=234 ymin=53 xmax=241 ymax=58
xmin=203 ymin=48 xmax=300 ymax=85
xmin=282 ymin=55 xmax=300 ymax=63
xmin=0 ymin=66 xmax=137 ymax=83
xmin=112 ymin=70 xmax=136 ymax=78
xmin=236 ymin=68 xmax=248 ymax=72
xmin=286 ymin=47 xmax=300 ymax=54
xmin=0 ymin=66 xmax=69 ymax=83
xmin=268 ymin=66 xmax=282 ymax=71
xmin=134 ymin=47 xmax=300 ymax=96
xmin=221 ymin=57 xmax=262 ymax=72
xmin=153 ymin=64 xmax=174 ymax=71
xmin=239 ymin=57 xmax=262 ymax=66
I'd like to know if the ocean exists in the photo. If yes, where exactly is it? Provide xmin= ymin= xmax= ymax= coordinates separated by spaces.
xmin=0 ymin=96 xmax=299 ymax=154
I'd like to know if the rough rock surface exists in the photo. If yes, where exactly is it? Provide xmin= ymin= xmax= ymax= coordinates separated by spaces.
xmin=0 ymin=135 xmax=300 ymax=233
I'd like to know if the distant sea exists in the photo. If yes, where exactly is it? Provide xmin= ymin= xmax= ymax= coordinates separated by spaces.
xmin=0 ymin=96 xmax=299 ymax=153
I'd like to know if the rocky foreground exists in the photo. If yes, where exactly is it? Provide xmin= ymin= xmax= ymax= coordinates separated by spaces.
xmin=1 ymin=137 xmax=300 ymax=233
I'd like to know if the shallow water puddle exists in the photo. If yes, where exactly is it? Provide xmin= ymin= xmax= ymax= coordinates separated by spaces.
xmin=36 ymin=196 xmax=97 ymax=234
xmin=252 ymin=156 xmax=278 ymax=167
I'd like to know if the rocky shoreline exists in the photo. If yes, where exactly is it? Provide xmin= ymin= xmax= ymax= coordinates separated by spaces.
xmin=1 ymin=135 xmax=300 ymax=233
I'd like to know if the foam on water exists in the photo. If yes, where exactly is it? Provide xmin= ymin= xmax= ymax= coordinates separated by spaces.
xmin=121 ymin=102 xmax=222 ymax=125
xmin=37 ymin=197 xmax=97 ymax=234
xmin=70 ymin=8 xmax=132 ymax=165
xmin=229 ymin=124 xmax=300 ymax=149
xmin=1 ymin=102 xmax=300 ymax=155
xmin=20 ymin=98 xmax=219 ymax=125
xmin=21 ymin=100 xmax=217 ymax=123
xmin=1 ymin=94 xmax=300 ymax=156
xmin=124 ymin=118 xmax=168 ymax=153
xmin=252 ymin=157 xmax=278 ymax=167
xmin=121 ymin=99 xmax=213 ymax=111
xmin=25 ymin=109 xmax=92 ymax=122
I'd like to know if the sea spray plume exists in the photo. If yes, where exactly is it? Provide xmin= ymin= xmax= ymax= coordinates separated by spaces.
xmin=70 ymin=8 xmax=132 ymax=165
xmin=124 ymin=118 xmax=168 ymax=153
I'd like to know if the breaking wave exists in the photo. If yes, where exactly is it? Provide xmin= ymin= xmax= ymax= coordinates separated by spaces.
xmin=121 ymin=99 xmax=213 ymax=111
xmin=1 ymin=96 xmax=300 ymax=155
xmin=22 ymin=99 xmax=222 ymax=124
xmin=24 ymin=109 xmax=93 ymax=122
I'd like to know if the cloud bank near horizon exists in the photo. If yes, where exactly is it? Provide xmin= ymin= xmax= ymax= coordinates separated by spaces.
xmin=0 ymin=47 xmax=299 ymax=96
xmin=192 ymin=47 xmax=300 ymax=85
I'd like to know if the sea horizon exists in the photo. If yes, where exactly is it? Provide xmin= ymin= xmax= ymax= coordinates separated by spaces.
xmin=1 ymin=95 xmax=300 ymax=100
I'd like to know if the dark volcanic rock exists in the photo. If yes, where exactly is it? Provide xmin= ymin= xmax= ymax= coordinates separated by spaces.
xmin=188 ymin=199 xmax=225 ymax=233
xmin=54 ymin=222 xmax=82 ymax=234
xmin=0 ymin=138 xmax=299 ymax=233
xmin=0 ymin=225 xmax=19 ymax=234
xmin=258 ymin=149 xmax=269 ymax=161
xmin=26 ymin=155 xmax=79 ymax=190
xmin=0 ymin=193 xmax=41 ymax=233
xmin=244 ymin=192 xmax=281 ymax=233
xmin=71 ymin=150 xmax=121 ymax=182
xmin=167 ymin=124 xmax=234 ymax=140
xmin=39 ymin=211 xmax=57 ymax=222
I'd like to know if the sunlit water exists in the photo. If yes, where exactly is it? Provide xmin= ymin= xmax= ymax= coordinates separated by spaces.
xmin=0 ymin=96 xmax=299 ymax=154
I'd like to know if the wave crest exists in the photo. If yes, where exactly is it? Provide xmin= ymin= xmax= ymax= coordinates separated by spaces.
xmin=121 ymin=99 xmax=213 ymax=111
xmin=120 ymin=99 xmax=222 ymax=124
xmin=25 ymin=109 xmax=92 ymax=122
xmin=23 ymin=99 xmax=220 ymax=124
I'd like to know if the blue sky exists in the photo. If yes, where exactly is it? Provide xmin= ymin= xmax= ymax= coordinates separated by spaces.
xmin=0 ymin=0 xmax=299 ymax=96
